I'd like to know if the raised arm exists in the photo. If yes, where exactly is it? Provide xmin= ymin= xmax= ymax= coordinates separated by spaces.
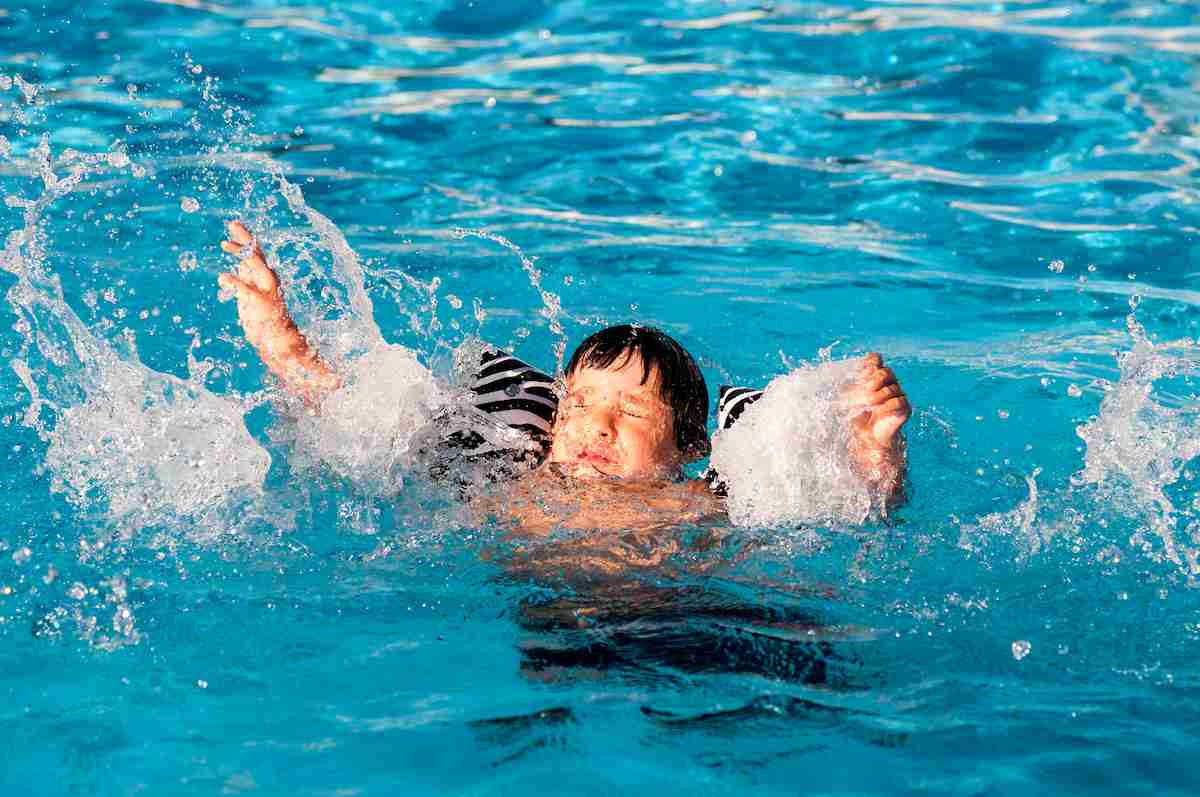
xmin=217 ymin=220 xmax=340 ymax=402
xmin=845 ymin=352 xmax=911 ymax=512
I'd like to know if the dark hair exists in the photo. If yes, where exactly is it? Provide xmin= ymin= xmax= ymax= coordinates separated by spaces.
xmin=565 ymin=324 xmax=710 ymax=460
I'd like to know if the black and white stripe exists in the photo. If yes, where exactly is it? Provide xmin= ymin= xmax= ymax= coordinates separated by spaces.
xmin=469 ymin=350 xmax=557 ymax=442
xmin=716 ymin=385 xmax=764 ymax=430
xmin=704 ymin=384 xmax=765 ymax=496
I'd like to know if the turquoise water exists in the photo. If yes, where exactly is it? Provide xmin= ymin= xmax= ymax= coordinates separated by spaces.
xmin=3 ymin=0 xmax=1200 ymax=793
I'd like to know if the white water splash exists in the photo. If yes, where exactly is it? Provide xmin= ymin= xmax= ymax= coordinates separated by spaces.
xmin=709 ymin=358 xmax=874 ymax=528
xmin=1074 ymin=306 xmax=1200 ymax=572
xmin=286 ymin=342 xmax=445 ymax=496
xmin=0 ymin=136 xmax=270 ymax=529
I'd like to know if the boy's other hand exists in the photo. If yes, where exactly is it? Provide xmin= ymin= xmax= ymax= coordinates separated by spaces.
xmin=844 ymin=353 xmax=910 ymax=502
xmin=847 ymin=352 xmax=910 ymax=450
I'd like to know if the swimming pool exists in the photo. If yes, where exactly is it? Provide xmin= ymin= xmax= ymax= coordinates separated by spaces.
xmin=2 ymin=0 xmax=1200 ymax=793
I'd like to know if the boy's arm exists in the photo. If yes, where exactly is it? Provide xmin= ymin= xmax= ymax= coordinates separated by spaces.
xmin=845 ymin=353 xmax=911 ymax=512
xmin=217 ymin=221 xmax=340 ymax=402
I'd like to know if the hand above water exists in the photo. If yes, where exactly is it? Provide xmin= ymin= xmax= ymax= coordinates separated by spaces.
xmin=218 ymin=220 xmax=339 ymax=400
xmin=844 ymin=352 xmax=910 ymax=508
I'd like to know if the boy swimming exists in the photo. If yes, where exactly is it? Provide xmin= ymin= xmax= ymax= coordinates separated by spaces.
xmin=217 ymin=220 xmax=911 ymax=529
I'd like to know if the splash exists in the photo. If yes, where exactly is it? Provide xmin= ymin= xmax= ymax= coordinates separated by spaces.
xmin=454 ymin=229 xmax=569 ymax=373
xmin=285 ymin=342 xmax=446 ymax=496
xmin=1073 ymin=303 xmax=1200 ymax=573
xmin=709 ymin=358 xmax=874 ymax=528
xmin=0 ymin=137 xmax=270 ymax=531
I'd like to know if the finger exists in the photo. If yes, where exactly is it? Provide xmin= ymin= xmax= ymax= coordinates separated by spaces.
xmin=227 ymin=220 xmax=252 ymax=244
xmin=862 ymin=367 xmax=897 ymax=391
xmin=867 ymin=383 xmax=904 ymax=405
xmin=871 ymin=397 xmax=911 ymax=443
xmin=217 ymin=272 xmax=252 ymax=301
xmin=237 ymin=254 xmax=278 ymax=294
xmin=861 ymin=352 xmax=883 ymax=370
xmin=220 ymin=240 xmax=242 ymax=255
xmin=874 ymin=396 xmax=911 ymax=419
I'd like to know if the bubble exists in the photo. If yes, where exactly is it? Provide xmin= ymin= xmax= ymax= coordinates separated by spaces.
xmin=1012 ymin=639 xmax=1031 ymax=660
xmin=1047 ymin=260 xmax=1065 ymax=274
xmin=997 ymin=409 xmax=1010 ymax=419
xmin=68 ymin=582 xmax=87 ymax=600
xmin=180 ymin=197 xmax=200 ymax=213
xmin=107 ymin=150 xmax=130 ymax=169
xmin=197 ymin=679 xmax=208 ymax=689
xmin=1067 ymin=384 xmax=1083 ymax=398
xmin=11 ymin=546 xmax=31 ymax=565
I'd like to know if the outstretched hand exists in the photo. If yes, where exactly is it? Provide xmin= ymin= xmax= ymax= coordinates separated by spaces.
xmin=218 ymin=220 xmax=293 ymax=354
xmin=217 ymin=220 xmax=338 ymax=397
xmin=843 ymin=352 xmax=910 ymax=505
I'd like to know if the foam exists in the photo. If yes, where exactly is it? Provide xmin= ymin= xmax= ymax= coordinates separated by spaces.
xmin=709 ymin=358 xmax=876 ymax=528
xmin=286 ymin=342 xmax=446 ymax=495
xmin=44 ymin=366 xmax=270 ymax=528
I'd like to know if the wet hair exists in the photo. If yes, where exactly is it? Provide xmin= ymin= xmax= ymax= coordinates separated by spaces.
xmin=565 ymin=324 xmax=711 ymax=460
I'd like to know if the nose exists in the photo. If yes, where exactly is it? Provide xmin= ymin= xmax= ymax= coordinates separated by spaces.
xmin=584 ymin=403 xmax=617 ymax=440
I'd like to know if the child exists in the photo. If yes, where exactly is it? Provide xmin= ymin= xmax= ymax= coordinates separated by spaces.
xmin=217 ymin=221 xmax=910 ymax=530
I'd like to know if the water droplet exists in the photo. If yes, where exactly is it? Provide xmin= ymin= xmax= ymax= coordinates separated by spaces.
xmin=1047 ymin=260 xmax=1065 ymax=274
xmin=180 ymin=197 xmax=200 ymax=213
xmin=1012 ymin=639 xmax=1031 ymax=660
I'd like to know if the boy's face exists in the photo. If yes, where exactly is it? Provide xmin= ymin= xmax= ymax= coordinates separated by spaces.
xmin=547 ymin=354 xmax=681 ymax=480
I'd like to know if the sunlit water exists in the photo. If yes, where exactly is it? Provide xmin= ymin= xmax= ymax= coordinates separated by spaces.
xmin=3 ymin=0 xmax=1200 ymax=793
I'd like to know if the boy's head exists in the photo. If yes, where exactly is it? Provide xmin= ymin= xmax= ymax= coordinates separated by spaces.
xmin=547 ymin=324 xmax=710 ymax=479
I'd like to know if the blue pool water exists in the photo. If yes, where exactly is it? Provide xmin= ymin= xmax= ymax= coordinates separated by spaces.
xmin=3 ymin=0 xmax=1200 ymax=793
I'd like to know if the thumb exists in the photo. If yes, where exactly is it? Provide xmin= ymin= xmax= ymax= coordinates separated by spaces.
xmin=872 ymin=411 xmax=907 ymax=446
